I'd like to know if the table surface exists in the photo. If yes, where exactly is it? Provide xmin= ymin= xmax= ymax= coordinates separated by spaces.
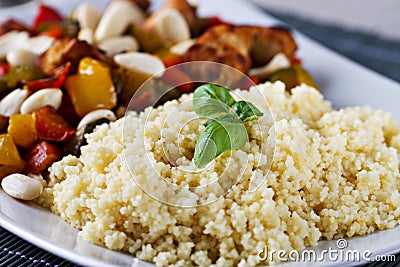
xmin=0 ymin=2 xmax=400 ymax=267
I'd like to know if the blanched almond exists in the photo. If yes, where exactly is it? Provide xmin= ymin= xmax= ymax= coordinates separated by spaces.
xmin=6 ymin=49 xmax=38 ymax=67
xmin=0 ymin=31 xmax=29 ymax=58
xmin=170 ymin=39 xmax=195 ymax=55
xmin=78 ymin=28 xmax=94 ymax=44
xmin=21 ymin=36 xmax=54 ymax=55
xmin=20 ymin=88 xmax=62 ymax=114
xmin=154 ymin=9 xmax=190 ymax=44
xmin=1 ymin=173 xmax=43 ymax=201
xmin=71 ymin=3 xmax=102 ymax=31
xmin=0 ymin=88 xmax=28 ymax=116
xmin=248 ymin=52 xmax=291 ymax=80
xmin=94 ymin=1 xmax=145 ymax=42
xmin=114 ymin=52 xmax=165 ymax=78
xmin=148 ymin=0 xmax=196 ymax=30
xmin=187 ymin=0 xmax=200 ymax=7
xmin=98 ymin=35 xmax=139 ymax=56
xmin=77 ymin=109 xmax=116 ymax=131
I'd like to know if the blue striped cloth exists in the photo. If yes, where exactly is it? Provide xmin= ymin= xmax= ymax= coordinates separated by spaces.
xmin=268 ymin=11 xmax=400 ymax=83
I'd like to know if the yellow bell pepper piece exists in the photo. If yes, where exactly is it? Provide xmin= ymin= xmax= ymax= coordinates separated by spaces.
xmin=0 ymin=134 xmax=25 ymax=178
xmin=8 ymin=114 xmax=37 ymax=148
xmin=269 ymin=64 xmax=319 ymax=91
xmin=0 ymin=165 xmax=24 ymax=179
xmin=268 ymin=68 xmax=298 ymax=90
xmin=293 ymin=65 xmax=319 ymax=90
xmin=65 ymin=57 xmax=117 ymax=117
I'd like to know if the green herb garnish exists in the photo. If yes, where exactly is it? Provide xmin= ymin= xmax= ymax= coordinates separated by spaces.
xmin=193 ymin=84 xmax=263 ymax=168
xmin=193 ymin=83 xmax=236 ymax=117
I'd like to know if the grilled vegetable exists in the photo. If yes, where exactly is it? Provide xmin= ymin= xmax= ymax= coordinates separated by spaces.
xmin=65 ymin=57 xmax=117 ymax=117
xmin=0 ymin=114 xmax=8 ymax=133
xmin=37 ymin=20 xmax=79 ymax=39
xmin=7 ymin=114 xmax=37 ymax=148
xmin=33 ymin=106 xmax=75 ymax=142
xmin=1 ymin=66 xmax=46 ymax=91
xmin=0 ymin=134 xmax=25 ymax=179
xmin=39 ymin=39 xmax=114 ymax=74
xmin=25 ymin=62 xmax=70 ymax=91
xmin=24 ymin=141 xmax=61 ymax=174
xmin=0 ymin=165 xmax=22 ymax=180
xmin=268 ymin=64 xmax=318 ymax=91
xmin=0 ymin=63 xmax=10 ymax=76
xmin=32 ymin=3 xmax=63 ymax=32
xmin=63 ymin=118 xmax=110 ymax=157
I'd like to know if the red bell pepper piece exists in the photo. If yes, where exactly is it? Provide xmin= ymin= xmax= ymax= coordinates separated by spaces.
xmin=24 ymin=141 xmax=61 ymax=174
xmin=249 ymin=75 xmax=259 ymax=85
xmin=237 ymin=75 xmax=259 ymax=90
xmin=128 ymin=91 xmax=152 ymax=112
xmin=0 ymin=63 xmax=10 ymax=76
xmin=34 ymin=106 xmax=75 ymax=142
xmin=292 ymin=57 xmax=302 ymax=65
xmin=25 ymin=62 xmax=71 ymax=91
xmin=40 ymin=25 xmax=63 ymax=38
xmin=161 ymin=68 xmax=194 ymax=93
xmin=162 ymin=55 xmax=183 ymax=68
xmin=32 ymin=3 xmax=63 ymax=32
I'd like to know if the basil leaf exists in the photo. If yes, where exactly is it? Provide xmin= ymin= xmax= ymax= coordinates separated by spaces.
xmin=233 ymin=101 xmax=263 ymax=122
xmin=194 ymin=114 xmax=248 ymax=167
xmin=193 ymin=84 xmax=236 ymax=117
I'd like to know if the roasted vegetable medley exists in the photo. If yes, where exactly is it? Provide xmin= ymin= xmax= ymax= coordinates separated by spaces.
xmin=0 ymin=0 xmax=317 ymax=185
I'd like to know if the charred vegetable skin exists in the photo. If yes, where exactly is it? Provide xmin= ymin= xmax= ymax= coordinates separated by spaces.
xmin=39 ymin=39 xmax=114 ymax=74
xmin=64 ymin=118 xmax=112 ymax=157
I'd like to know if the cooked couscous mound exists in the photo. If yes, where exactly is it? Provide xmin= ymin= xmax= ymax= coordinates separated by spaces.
xmin=40 ymin=82 xmax=400 ymax=266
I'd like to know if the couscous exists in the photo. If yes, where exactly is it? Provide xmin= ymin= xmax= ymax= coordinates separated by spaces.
xmin=40 ymin=82 xmax=400 ymax=266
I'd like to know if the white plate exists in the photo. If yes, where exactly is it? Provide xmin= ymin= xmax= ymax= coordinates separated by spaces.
xmin=1 ymin=0 xmax=400 ymax=266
